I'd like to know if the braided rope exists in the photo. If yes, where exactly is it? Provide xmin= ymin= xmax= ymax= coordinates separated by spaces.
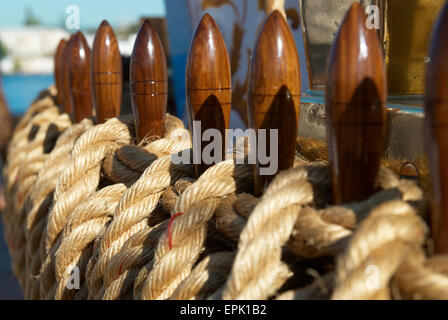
xmin=24 ymin=118 xmax=94 ymax=299
xmin=395 ymin=253 xmax=448 ymax=299
xmin=102 ymin=114 xmax=191 ymax=186
xmin=86 ymin=155 xmax=193 ymax=299
xmin=53 ymin=184 xmax=127 ymax=300
xmin=39 ymin=118 xmax=133 ymax=298
xmin=331 ymin=201 xmax=427 ymax=300
xmin=222 ymin=166 xmax=313 ymax=300
xmin=137 ymin=160 xmax=253 ymax=300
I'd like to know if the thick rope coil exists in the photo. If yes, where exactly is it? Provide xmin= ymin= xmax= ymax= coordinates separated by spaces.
xmin=99 ymin=178 xmax=195 ymax=300
xmin=169 ymin=251 xmax=235 ymax=300
xmin=2 ymin=91 xmax=56 ymax=248
xmin=135 ymin=159 xmax=252 ymax=300
xmin=24 ymin=118 xmax=94 ymax=299
xmin=214 ymin=193 xmax=259 ymax=243
xmin=102 ymin=114 xmax=191 ymax=186
xmin=12 ymin=112 xmax=71 ymax=291
xmin=3 ymin=101 xmax=60 ymax=228
xmin=331 ymin=200 xmax=428 ymax=300
xmin=86 ymin=154 xmax=194 ymax=299
xmin=222 ymin=166 xmax=313 ymax=300
xmin=52 ymin=184 xmax=127 ymax=300
xmin=394 ymin=252 xmax=448 ymax=299
xmin=39 ymin=117 xmax=133 ymax=298
xmin=101 ymin=220 xmax=168 ymax=300
xmin=2 ymin=100 xmax=66 ymax=288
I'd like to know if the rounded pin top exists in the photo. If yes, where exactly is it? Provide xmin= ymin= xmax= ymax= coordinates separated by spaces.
xmin=186 ymin=13 xmax=231 ymax=91
xmin=69 ymin=31 xmax=94 ymax=122
xmin=249 ymin=9 xmax=301 ymax=96
xmin=326 ymin=2 xmax=386 ymax=105
xmin=130 ymin=19 xmax=168 ymax=141
xmin=92 ymin=20 xmax=122 ymax=123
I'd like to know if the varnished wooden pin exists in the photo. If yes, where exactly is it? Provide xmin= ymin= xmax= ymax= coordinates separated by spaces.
xmin=248 ymin=10 xmax=301 ymax=196
xmin=326 ymin=3 xmax=387 ymax=204
xmin=62 ymin=35 xmax=75 ymax=115
xmin=424 ymin=1 xmax=448 ymax=254
xmin=69 ymin=31 xmax=94 ymax=122
xmin=186 ymin=14 xmax=231 ymax=177
xmin=92 ymin=20 xmax=122 ymax=124
xmin=130 ymin=19 xmax=168 ymax=143
xmin=399 ymin=162 xmax=419 ymax=182
xmin=54 ymin=39 xmax=67 ymax=107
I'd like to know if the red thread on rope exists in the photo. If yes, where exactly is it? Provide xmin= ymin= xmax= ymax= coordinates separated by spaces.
xmin=168 ymin=212 xmax=184 ymax=250
xmin=118 ymin=252 xmax=131 ymax=276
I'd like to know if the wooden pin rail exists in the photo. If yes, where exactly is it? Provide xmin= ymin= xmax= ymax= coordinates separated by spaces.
xmin=54 ymin=39 xmax=67 ymax=108
xmin=131 ymin=19 xmax=168 ymax=142
xmin=326 ymin=3 xmax=387 ymax=204
xmin=186 ymin=13 xmax=231 ymax=178
xmin=248 ymin=10 xmax=301 ymax=196
xmin=69 ymin=31 xmax=94 ymax=122
xmin=92 ymin=20 xmax=123 ymax=124
xmin=62 ymin=35 xmax=75 ymax=116
xmin=425 ymin=1 xmax=448 ymax=254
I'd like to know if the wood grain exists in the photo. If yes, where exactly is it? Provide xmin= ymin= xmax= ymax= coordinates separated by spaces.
xmin=425 ymin=1 xmax=448 ymax=254
xmin=186 ymin=13 xmax=231 ymax=177
xmin=247 ymin=10 xmax=301 ymax=195
xmin=325 ymin=3 xmax=387 ymax=204
xmin=69 ymin=31 xmax=94 ymax=122
xmin=62 ymin=35 xmax=75 ymax=115
xmin=130 ymin=19 xmax=168 ymax=142
xmin=54 ymin=39 xmax=67 ymax=107
xmin=92 ymin=20 xmax=122 ymax=123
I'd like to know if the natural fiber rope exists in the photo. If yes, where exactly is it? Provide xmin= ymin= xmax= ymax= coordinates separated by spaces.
xmin=54 ymin=183 xmax=127 ymax=300
xmin=331 ymin=200 xmax=427 ymax=299
xmin=2 ymin=95 xmax=68 ymax=290
xmin=102 ymin=113 xmax=191 ymax=186
xmin=137 ymin=159 xmax=253 ymax=300
xmin=99 ymin=178 xmax=193 ymax=300
xmin=25 ymin=116 xmax=185 ymax=297
xmin=3 ymin=90 xmax=441 ymax=300
xmin=221 ymin=166 xmax=313 ymax=300
xmin=85 ymin=119 xmax=192 ymax=299
xmin=11 ymin=112 xmax=71 ymax=290
xmin=38 ymin=117 xmax=133 ymax=298
xmin=86 ymin=154 xmax=194 ymax=299
xmin=394 ymin=252 xmax=448 ymax=299
xmin=24 ymin=118 xmax=94 ymax=299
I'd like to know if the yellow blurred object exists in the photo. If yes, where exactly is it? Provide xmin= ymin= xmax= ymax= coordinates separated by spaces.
xmin=384 ymin=0 xmax=445 ymax=96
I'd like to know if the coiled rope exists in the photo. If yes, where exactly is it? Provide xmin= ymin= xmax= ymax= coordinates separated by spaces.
xmin=4 ymin=90 xmax=448 ymax=300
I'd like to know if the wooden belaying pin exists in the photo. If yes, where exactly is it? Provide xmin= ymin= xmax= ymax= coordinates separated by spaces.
xmin=62 ymin=35 xmax=75 ymax=115
xmin=69 ymin=31 xmax=94 ymax=122
xmin=247 ymin=10 xmax=301 ymax=196
xmin=54 ymin=39 xmax=67 ymax=107
xmin=92 ymin=20 xmax=122 ymax=124
xmin=186 ymin=14 xmax=231 ymax=178
xmin=130 ymin=19 xmax=168 ymax=143
xmin=424 ymin=1 xmax=448 ymax=254
xmin=326 ymin=3 xmax=387 ymax=204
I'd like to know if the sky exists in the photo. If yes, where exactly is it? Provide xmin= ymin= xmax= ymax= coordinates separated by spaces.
xmin=0 ymin=0 xmax=166 ymax=29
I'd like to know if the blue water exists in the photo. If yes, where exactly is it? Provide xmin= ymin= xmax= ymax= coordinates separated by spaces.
xmin=2 ymin=74 xmax=54 ymax=116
